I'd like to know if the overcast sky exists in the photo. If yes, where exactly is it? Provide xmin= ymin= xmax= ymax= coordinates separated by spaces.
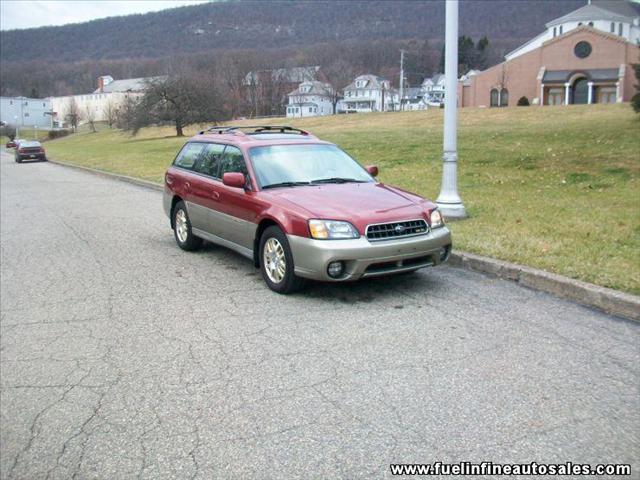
xmin=0 ymin=0 xmax=212 ymax=31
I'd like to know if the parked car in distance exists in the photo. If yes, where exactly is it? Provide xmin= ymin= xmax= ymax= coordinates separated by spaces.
xmin=5 ymin=140 xmax=16 ymax=149
xmin=14 ymin=140 xmax=47 ymax=163
xmin=163 ymin=125 xmax=452 ymax=293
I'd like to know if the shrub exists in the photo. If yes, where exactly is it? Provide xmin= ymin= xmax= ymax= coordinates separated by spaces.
xmin=48 ymin=129 xmax=72 ymax=140
xmin=517 ymin=96 xmax=530 ymax=106
xmin=0 ymin=124 xmax=17 ymax=140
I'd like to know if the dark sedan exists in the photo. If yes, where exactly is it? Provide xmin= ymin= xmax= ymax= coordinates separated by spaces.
xmin=15 ymin=141 xmax=47 ymax=163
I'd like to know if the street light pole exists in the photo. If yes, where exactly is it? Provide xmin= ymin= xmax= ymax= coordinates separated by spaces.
xmin=436 ymin=0 xmax=467 ymax=218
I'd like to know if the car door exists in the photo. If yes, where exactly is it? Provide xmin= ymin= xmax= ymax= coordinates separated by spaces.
xmin=189 ymin=142 xmax=226 ymax=235
xmin=214 ymin=145 xmax=261 ymax=250
xmin=170 ymin=142 xmax=208 ymax=230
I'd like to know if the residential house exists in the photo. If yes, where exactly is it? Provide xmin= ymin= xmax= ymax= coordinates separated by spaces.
xmin=421 ymin=73 xmax=446 ymax=105
xmin=399 ymin=87 xmax=429 ymax=111
xmin=286 ymin=81 xmax=335 ymax=118
xmin=0 ymin=96 xmax=53 ymax=129
xmin=338 ymin=75 xmax=398 ymax=113
xmin=458 ymin=0 xmax=640 ymax=107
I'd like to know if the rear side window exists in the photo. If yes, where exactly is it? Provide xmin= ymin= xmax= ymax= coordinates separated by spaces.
xmin=174 ymin=143 xmax=205 ymax=170
xmin=194 ymin=143 xmax=225 ymax=177
xmin=219 ymin=146 xmax=248 ymax=176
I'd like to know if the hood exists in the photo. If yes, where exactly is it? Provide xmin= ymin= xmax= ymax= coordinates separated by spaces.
xmin=265 ymin=182 xmax=431 ymax=232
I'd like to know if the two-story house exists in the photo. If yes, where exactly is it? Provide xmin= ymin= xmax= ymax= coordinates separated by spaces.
xmin=286 ymin=81 xmax=335 ymax=118
xmin=338 ymin=75 xmax=398 ymax=113
xmin=421 ymin=73 xmax=446 ymax=106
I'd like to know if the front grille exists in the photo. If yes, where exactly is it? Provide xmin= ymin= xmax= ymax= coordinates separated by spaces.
xmin=366 ymin=219 xmax=429 ymax=241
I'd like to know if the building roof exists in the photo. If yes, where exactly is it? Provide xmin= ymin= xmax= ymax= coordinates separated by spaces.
xmin=288 ymin=81 xmax=334 ymax=97
xmin=244 ymin=66 xmax=320 ymax=85
xmin=542 ymin=67 xmax=620 ymax=83
xmin=93 ymin=76 xmax=165 ymax=94
xmin=402 ymin=87 xmax=423 ymax=100
xmin=422 ymin=73 xmax=445 ymax=87
xmin=545 ymin=1 xmax=639 ymax=27
xmin=344 ymin=74 xmax=389 ymax=91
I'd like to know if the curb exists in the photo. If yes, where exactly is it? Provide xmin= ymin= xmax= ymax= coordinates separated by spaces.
xmin=47 ymin=159 xmax=163 ymax=192
xmin=49 ymin=158 xmax=640 ymax=322
xmin=449 ymin=251 xmax=640 ymax=322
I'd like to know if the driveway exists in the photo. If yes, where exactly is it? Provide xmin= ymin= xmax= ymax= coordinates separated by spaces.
xmin=1 ymin=150 xmax=638 ymax=479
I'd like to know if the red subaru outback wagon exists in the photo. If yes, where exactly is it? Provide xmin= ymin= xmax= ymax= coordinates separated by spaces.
xmin=163 ymin=126 xmax=452 ymax=293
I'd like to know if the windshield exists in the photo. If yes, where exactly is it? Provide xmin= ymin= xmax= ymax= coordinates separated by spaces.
xmin=249 ymin=144 xmax=374 ymax=188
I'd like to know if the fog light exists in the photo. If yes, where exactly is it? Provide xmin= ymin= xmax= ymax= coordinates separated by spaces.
xmin=327 ymin=261 xmax=344 ymax=278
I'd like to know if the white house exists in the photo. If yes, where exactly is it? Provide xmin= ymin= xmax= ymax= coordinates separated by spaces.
xmin=286 ymin=81 xmax=335 ymax=118
xmin=0 ymin=96 xmax=53 ymax=129
xmin=505 ymin=0 xmax=640 ymax=61
xmin=49 ymin=75 xmax=162 ymax=127
xmin=421 ymin=73 xmax=446 ymax=105
xmin=338 ymin=75 xmax=398 ymax=113
xmin=400 ymin=87 xmax=429 ymax=111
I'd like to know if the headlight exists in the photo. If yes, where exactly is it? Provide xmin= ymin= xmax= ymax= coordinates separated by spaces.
xmin=309 ymin=219 xmax=360 ymax=240
xmin=430 ymin=209 xmax=445 ymax=228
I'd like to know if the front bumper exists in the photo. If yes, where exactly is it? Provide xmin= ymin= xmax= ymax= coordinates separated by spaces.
xmin=287 ymin=227 xmax=452 ymax=281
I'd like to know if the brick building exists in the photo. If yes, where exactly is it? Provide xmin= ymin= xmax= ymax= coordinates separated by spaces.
xmin=459 ymin=0 xmax=640 ymax=107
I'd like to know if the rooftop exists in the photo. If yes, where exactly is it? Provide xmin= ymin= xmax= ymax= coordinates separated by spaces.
xmin=93 ymin=76 xmax=166 ymax=94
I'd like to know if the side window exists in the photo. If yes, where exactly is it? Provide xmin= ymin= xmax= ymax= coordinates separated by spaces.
xmin=219 ymin=146 xmax=248 ymax=177
xmin=194 ymin=143 xmax=225 ymax=177
xmin=174 ymin=143 xmax=205 ymax=171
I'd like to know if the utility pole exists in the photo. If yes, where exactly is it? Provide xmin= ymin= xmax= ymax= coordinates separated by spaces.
xmin=399 ymin=49 xmax=405 ymax=112
xmin=436 ymin=0 xmax=467 ymax=218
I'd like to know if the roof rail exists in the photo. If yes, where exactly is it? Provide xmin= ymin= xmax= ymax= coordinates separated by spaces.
xmin=198 ymin=125 xmax=311 ymax=136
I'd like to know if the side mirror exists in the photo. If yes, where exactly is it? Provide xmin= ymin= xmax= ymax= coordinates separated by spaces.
xmin=366 ymin=165 xmax=379 ymax=177
xmin=222 ymin=172 xmax=246 ymax=189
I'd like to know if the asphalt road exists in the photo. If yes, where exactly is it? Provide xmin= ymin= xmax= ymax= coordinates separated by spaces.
xmin=1 ymin=150 xmax=638 ymax=480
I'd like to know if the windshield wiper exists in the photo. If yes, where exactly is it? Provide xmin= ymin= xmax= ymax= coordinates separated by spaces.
xmin=310 ymin=177 xmax=367 ymax=184
xmin=262 ymin=181 xmax=312 ymax=189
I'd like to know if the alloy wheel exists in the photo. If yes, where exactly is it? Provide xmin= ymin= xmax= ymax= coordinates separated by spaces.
xmin=263 ymin=237 xmax=286 ymax=284
xmin=175 ymin=209 xmax=188 ymax=243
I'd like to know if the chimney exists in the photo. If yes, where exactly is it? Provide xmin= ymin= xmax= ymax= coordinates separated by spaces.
xmin=97 ymin=76 xmax=104 ymax=92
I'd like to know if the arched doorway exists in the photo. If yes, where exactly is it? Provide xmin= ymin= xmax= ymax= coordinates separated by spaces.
xmin=572 ymin=78 xmax=589 ymax=104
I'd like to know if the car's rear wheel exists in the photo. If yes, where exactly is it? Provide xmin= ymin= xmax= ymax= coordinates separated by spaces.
xmin=173 ymin=201 xmax=202 ymax=251
xmin=259 ymin=226 xmax=304 ymax=294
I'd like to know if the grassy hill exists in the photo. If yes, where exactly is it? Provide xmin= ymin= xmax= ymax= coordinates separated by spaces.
xmin=44 ymin=104 xmax=640 ymax=294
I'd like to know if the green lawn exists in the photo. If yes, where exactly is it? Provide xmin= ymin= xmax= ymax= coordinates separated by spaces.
xmin=44 ymin=104 xmax=640 ymax=294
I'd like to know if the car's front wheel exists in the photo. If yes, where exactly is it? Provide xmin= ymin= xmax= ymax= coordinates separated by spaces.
xmin=173 ymin=201 xmax=202 ymax=251
xmin=259 ymin=226 xmax=304 ymax=294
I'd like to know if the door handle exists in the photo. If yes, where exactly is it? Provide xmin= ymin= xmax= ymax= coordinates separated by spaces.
xmin=184 ymin=181 xmax=191 ymax=193
xmin=211 ymin=191 xmax=220 ymax=200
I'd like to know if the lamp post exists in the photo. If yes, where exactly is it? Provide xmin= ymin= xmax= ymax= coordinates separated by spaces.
xmin=436 ymin=0 xmax=467 ymax=219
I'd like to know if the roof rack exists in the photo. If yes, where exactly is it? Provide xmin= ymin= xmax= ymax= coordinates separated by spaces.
xmin=198 ymin=125 xmax=311 ymax=136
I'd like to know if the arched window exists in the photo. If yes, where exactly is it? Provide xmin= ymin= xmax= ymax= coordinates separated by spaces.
xmin=490 ymin=88 xmax=499 ymax=107
xmin=500 ymin=88 xmax=509 ymax=107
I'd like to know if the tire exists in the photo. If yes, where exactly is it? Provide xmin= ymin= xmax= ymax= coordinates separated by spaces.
xmin=16 ymin=157 xmax=22 ymax=163
xmin=172 ymin=201 xmax=202 ymax=251
xmin=259 ymin=226 xmax=304 ymax=294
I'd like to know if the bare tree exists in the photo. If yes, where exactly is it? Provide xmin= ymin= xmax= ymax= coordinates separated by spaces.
xmin=321 ymin=60 xmax=357 ymax=114
xmin=85 ymin=105 xmax=97 ymax=132
xmin=114 ymin=95 xmax=140 ymax=131
xmin=104 ymin=98 xmax=117 ymax=128
xmin=129 ymin=69 xmax=224 ymax=137
xmin=65 ymin=97 xmax=81 ymax=132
